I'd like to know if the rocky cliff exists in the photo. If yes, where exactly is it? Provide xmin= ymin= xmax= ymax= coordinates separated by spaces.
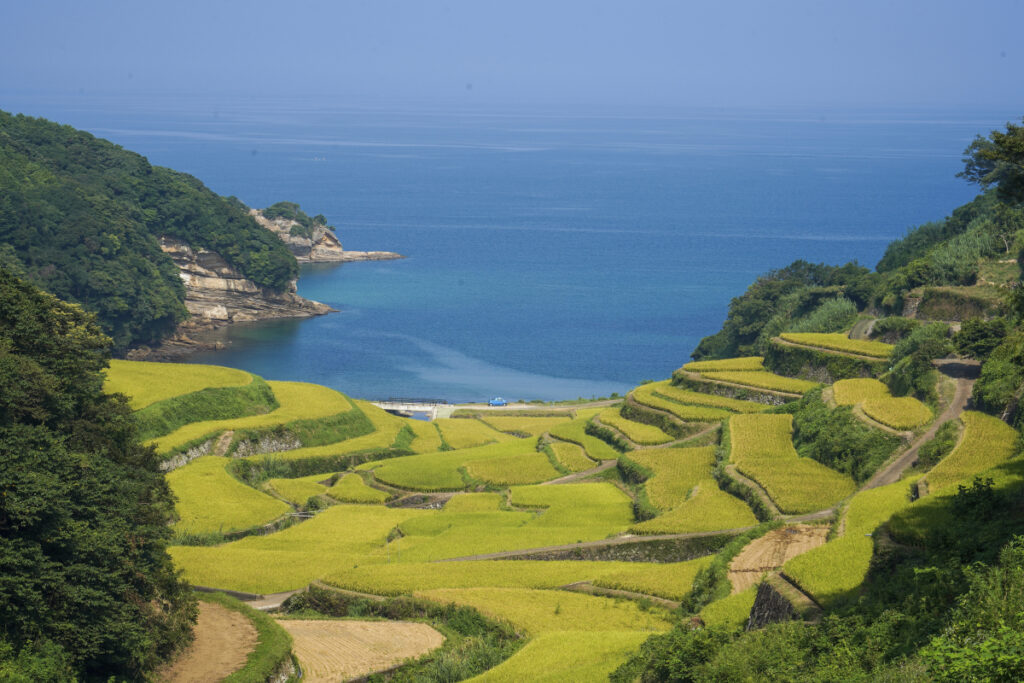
xmin=127 ymin=237 xmax=334 ymax=359
xmin=250 ymin=209 xmax=403 ymax=263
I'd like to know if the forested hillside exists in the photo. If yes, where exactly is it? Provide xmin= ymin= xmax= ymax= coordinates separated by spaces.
xmin=0 ymin=110 xmax=298 ymax=351
xmin=0 ymin=269 xmax=194 ymax=680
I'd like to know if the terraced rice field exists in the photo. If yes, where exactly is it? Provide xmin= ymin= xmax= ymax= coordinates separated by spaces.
xmin=326 ymin=559 xmax=702 ymax=599
xmin=699 ymin=586 xmax=757 ymax=629
xmin=265 ymin=473 xmax=329 ymax=504
xmin=277 ymin=619 xmax=445 ymax=683
xmin=548 ymin=418 xmax=622 ymax=460
xmin=632 ymin=482 xmax=757 ymax=534
xmin=413 ymin=587 xmax=672 ymax=633
xmin=152 ymin=381 xmax=356 ymax=453
xmin=470 ymin=630 xmax=652 ymax=683
xmin=590 ymin=555 xmax=715 ymax=601
xmin=729 ymin=414 xmax=857 ymax=514
xmin=649 ymin=381 xmax=769 ymax=413
xmin=358 ymin=439 xmax=542 ymax=490
xmin=405 ymin=419 xmax=444 ymax=452
xmin=168 ymin=457 xmax=291 ymax=535
xmin=548 ymin=442 xmax=596 ymax=472
xmin=630 ymin=383 xmax=732 ymax=422
xmin=924 ymin=411 xmax=1018 ymax=493
xmin=701 ymin=371 xmax=820 ymax=395
xmin=256 ymin=400 xmax=408 ymax=462
xmin=104 ymin=359 xmax=252 ymax=409
xmin=599 ymin=407 xmax=674 ymax=444
xmin=444 ymin=493 xmax=504 ymax=512
xmin=779 ymin=332 xmax=893 ymax=358
xmin=728 ymin=524 xmax=829 ymax=593
xmin=682 ymin=357 xmax=766 ymax=373
xmin=783 ymin=478 xmax=917 ymax=608
xmin=832 ymin=378 xmax=891 ymax=405
xmin=861 ymin=396 xmax=933 ymax=430
xmin=325 ymin=473 xmax=390 ymax=503
xmin=463 ymin=451 xmax=561 ymax=485
xmin=627 ymin=447 xmax=715 ymax=510
xmin=435 ymin=418 xmax=514 ymax=449
xmin=481 ymin=415 xmax=572 ymax=436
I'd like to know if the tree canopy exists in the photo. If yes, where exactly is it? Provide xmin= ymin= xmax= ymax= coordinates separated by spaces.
xmin=960 ymin=117 xmax=1024 ymax=205
xmin=0 ymin=269 xmax=195 ymax=680
xmin=0 ymin=110 xmax=299 ymax=351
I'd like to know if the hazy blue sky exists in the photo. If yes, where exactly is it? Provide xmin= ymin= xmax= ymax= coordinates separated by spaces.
xmin=2 ymin=0 xmax=1023 ymax=108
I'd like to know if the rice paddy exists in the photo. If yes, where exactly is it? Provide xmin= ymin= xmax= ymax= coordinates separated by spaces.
xmin=548 ymin=418 xmax=622 ymax=460
xmin=701 ymin=371 xmax=820 ymax=395
xmin=699 ymin=586 xmax=758 ymax=629
xmin=832 ymin=378 xmax=891 ymax=405
xmin=104 ymin=359 xmax=253 ymax=409
xmin=924 ymin=411 xmax=1018 ymax=493
xmin=358 ymin=439 xmax=542 ymax=490
xmin=861 ymin=396 xmax=933 ymax=430
xmin=682 ymin=357 xmax=766 ymax=373
xmin=783 ymin=478 xmax=918 ymax=608
xmin=480 ymin=415 xmax=572 ymax=436
xmin=167 ymin=457 xmax=292 ymax=535
xmin=435 ymin=418 xmax=515 ymax=449
xmin=729 ymin=414 xmax=857 ymax=514
xmin=265 ymin=473 xmax=329 ymax=504
xmin=325 ymin=473 xmax=390 ymax=503
xmin=779 ymin=332 xmax=893 ymax=358
xmin=649 ymin=381 xmax=769 ymax=413
xmin=151 ymin=381 xmax=356 ymax=453
xmin=548 ymin=442 xmax=597 ymax=472
xmin=599 ymin=406 xmax=674 ymax=445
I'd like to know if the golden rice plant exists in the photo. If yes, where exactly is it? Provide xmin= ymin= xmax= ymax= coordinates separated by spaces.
xmin=682 ymin=357 xmax=766 ymax=373
xmin=925 ymin=411 xmax=1018 ymax=493
xmin=861 ymin=396 xmax=933 ymax=430
xmin=105 ymin=359 xmax=252 ymax=409
xmin=831 ymin=378 xmax=890 ymax=405
xmin=599 ymin=407 xmax=674 ymax=445
xmin=779 ymin=332 xmax=893 ymax=358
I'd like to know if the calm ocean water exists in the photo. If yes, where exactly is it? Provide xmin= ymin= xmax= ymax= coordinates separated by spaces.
xmin=4 ymin=94 xmax=1015 ymax=401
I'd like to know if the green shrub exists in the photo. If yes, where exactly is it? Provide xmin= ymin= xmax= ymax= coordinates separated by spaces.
xmin=134 ymin=377 xmax=279 ymax=440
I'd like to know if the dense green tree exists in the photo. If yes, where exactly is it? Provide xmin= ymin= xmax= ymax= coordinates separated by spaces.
xmin=0 ymin=110 xmax=299 ymax=352
xmin=960 ymin=118 xmax=1024 ymax=205
xmin=0 ymin=269 xmax=195 ymax=680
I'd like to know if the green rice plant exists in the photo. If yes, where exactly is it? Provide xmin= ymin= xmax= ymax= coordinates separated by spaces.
xmin=264 ymin=473 xmax=329 ymax=504
xmin=133 ymin=376 xmax=279 ymax=441
xmin=324 ymin=559 xmax=684 ymax=596
xmin=647 ymin=381 xmax=769 ymax=413
xmin=599 ymin=407 xmax=674 ymax=445
xmin=572 ymin=407 xmax=603 ymax=420
xmin=627 ymin=447 xmax=715 ymax=510
xmin=631 ymin=482 xmax=758 ymax=534
xmin=358 ymin=439 xmax=540 ymax=491
xmin=701 ymin=371 xmax=820 ymax=395
xmin=592 ymin=556 xmax=715 ymax=601
xmin=630 ymin=383 xmax=732 ymax=422
xmin=779 ymin=332 xmax=894 ymax=359
xmin=783 ymin=478 xmax=918 ymax=608
xmin=413 ymin=587 xmax=672 ymax=634
xmin=326 ymin=473 xmax=390 ymax=503
xmin=832 ymin=378 xmax=891 ymax=405
xmin=406 ymin=418 xmax=444 ymax=453
xmin=682 ymin=357 xmax=766 ymax=373
xmin=729 ymin=414 xmax=857 ymax=514
xmin=925 ymin=411 xmax=1018 ymax=493
xmin=698 ymin=586 xmax=757 ymax=629
xmin=548 ymin=418 xmax=622 ymax=461
xmin=444 ymin=493 xmax=504 ymax=512
xmin=170 ymin=504 xmax=435 ymax=593
xmin=436 ymin=418 xmax=515 ymax=449
xmin=152 ymin=381 xmax=356 ymax=453
xmin=481 ymin=415 xmax=572 ymax=436
xmin=469 ymin=631 xmax=652 ymax=683
xmin=549 ymin=442 xmax=597 ymax=472
xmin=244 ymin=399 xmax=409 ymax=464
xmin=104 ymin=359 xmax=252 ymax=409
xmin=464 ymin=452 xmax=562 ymax=486
xmin=861 ymin=396 xmax=933 ymax=430
xmin=167 ymin=456 xmax=291 ymax=534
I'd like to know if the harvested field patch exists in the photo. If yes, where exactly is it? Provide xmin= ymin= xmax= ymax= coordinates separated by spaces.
xmin=728 ymin=524 xmax=829 ymax=593
xmin=158 ymin=601 xmax=257 ymax=683
xmin=276 ymin=619 xmax=444 ymax=683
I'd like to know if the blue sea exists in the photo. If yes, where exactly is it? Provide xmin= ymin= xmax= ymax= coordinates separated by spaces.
xmin=4 ymin=94 xmax=1015 ymax=401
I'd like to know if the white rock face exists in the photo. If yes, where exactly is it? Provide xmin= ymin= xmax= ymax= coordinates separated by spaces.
xmin=158 ymin=237 xmax=333 ymax=327
xmin=250 ymin=209 xmax=403 ymax=263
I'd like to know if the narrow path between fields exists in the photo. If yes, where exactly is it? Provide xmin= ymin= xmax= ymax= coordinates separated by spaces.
xmin=539 ymin=458 xmax=617 ymax=485
xmin=727 ymin=524 xmax=829 ymax=593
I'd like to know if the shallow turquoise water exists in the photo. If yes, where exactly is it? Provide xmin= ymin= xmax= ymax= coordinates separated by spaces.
xmin=6 ymin=96 xmax=1011 ymax=401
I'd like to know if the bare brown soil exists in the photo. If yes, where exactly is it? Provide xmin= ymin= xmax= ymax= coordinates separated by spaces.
xmin=157 ymin=601 xmax=258 ymax=683
xmin=728 ymin=524 xmax=830 ymax=593
xmin=277 ymin=619 xmax=445 ymax=682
